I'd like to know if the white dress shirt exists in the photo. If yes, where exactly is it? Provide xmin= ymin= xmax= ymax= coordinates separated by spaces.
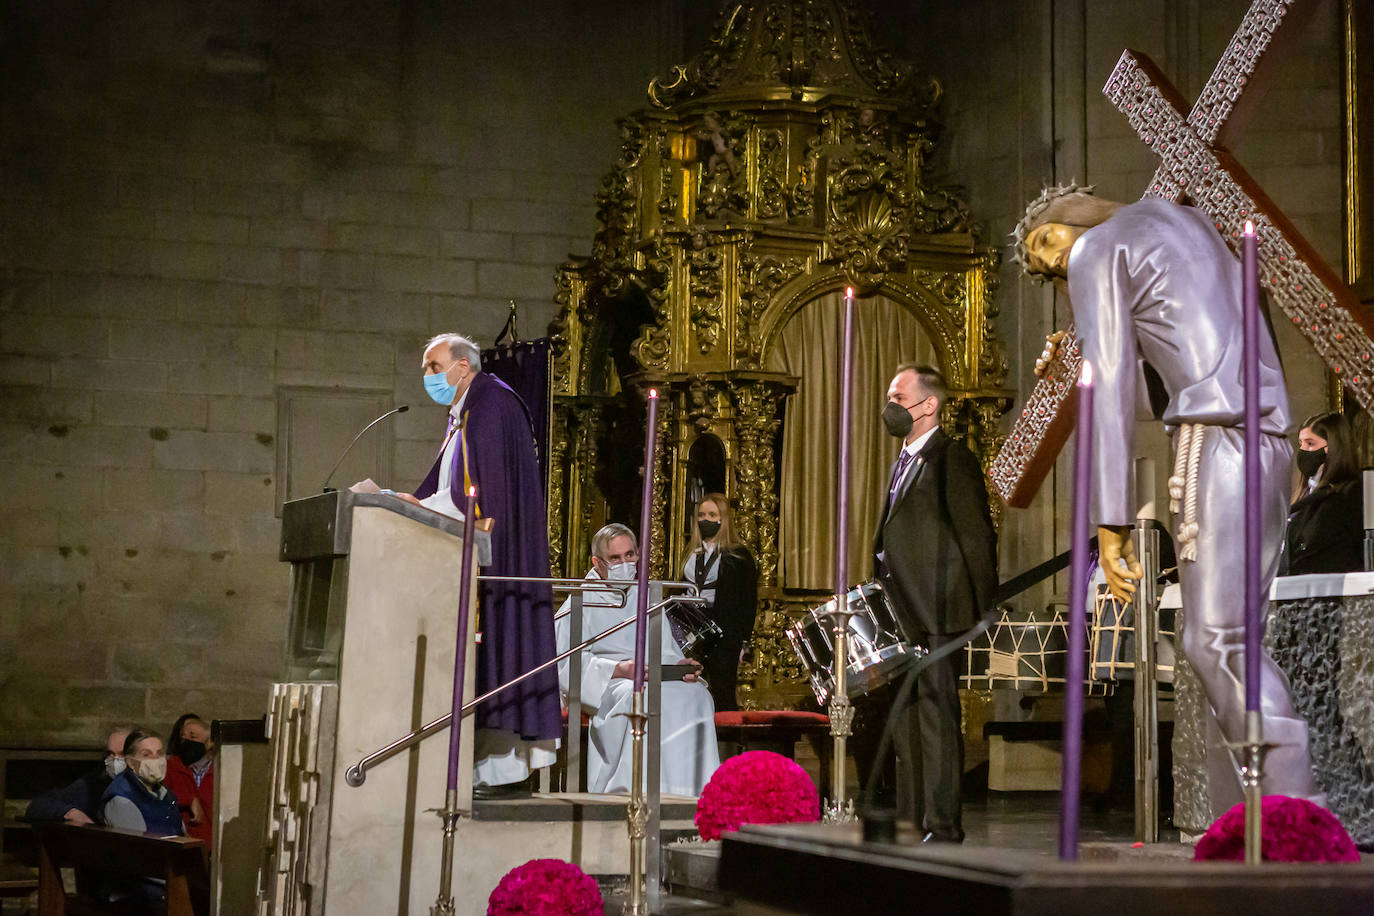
xmin=418 ymin=386 xmax=470 ymax=521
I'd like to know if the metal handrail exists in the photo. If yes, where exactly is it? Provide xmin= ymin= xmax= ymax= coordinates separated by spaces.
xmin=343 ymin=592 xmax=706 ymax=786
xmin=478 ymin=575 xmax=633 ymax=592
xmin=550 ymin=578 xmax=698 ymax=619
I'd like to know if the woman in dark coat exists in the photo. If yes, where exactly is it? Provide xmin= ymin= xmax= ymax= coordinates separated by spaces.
xmin=682 ymin=492 xmax=758 ymax=711
xmin=1281 ymin=411 xmax=1364 ymax=575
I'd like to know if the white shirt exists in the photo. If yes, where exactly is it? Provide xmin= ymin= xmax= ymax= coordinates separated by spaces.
xmin=418 ymin=386 xmax=470 ymax=521
xmin=685 ymin=545 xmax=721 ymax=605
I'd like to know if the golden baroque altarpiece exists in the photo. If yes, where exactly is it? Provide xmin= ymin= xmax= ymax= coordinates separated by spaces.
xmin=547 ymin=1 xmax=1011 ymax=708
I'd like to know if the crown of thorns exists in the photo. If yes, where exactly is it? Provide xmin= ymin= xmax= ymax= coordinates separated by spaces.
xmin=1010 ymin=181 xmax=1095 ymax=277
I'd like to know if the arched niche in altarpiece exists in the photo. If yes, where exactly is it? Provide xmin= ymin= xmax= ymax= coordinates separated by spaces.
xmin=546 ymin=0 xmax=1012 ymax=708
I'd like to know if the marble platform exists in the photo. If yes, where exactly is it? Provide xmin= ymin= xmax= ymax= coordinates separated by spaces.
xmin=718 ymin=821 xmax=1374 ymax=915
xmin=1165 ymin=575 xmax=1374 ymax=844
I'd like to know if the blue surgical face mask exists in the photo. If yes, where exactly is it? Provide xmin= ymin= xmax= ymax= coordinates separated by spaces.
xmin=424 ymin=371 xmax=459 ymax=406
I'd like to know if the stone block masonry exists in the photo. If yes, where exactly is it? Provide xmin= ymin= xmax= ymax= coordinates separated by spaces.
xmin=0 ymin=0 xmax=674 ymax=744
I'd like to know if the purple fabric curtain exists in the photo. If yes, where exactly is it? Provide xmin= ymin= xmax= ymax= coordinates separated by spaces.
xmin=481 ymin=338 xmax=552 ymax=489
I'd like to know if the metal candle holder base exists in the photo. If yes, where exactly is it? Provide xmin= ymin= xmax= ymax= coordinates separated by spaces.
xmin=823 ymin=607 xmax=856 ymax=812
xmin=623 ymin=692 xmax=649 ymax=916
xmin=1225 ymin=710 xmax=1280 ymax=866
xmin=823 ymin=797 xmax=857 ymax=824
xmin=429 ymin=795 xmax=463 ymax=915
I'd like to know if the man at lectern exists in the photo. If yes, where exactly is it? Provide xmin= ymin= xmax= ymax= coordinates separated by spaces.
xmin=397 ymin=332 xmax=561 ymax=798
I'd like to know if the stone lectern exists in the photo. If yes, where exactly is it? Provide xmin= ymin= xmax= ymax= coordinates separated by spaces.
xmin=257 ymin=490 xmax=490 ymax=916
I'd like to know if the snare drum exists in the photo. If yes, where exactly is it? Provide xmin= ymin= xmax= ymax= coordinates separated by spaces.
xmin=785 ymin=579 xmax=926 ymax=704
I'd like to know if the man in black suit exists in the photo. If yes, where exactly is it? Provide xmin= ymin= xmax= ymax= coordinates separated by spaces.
xmin=873 ymin=364 xmax=997 ymax=843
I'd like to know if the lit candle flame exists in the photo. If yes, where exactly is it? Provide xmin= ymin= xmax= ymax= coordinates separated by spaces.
xmin=1081 ymin=360 xmax=1093 ymax=387
xmin=1243 ymin=219 xmax=1255 ymax=235
xmin=467 ymin=485 xmax=476 ymax=497
xmin=845 ymin=286 xmax=854 ymax=299
xmin=648 ymin=387 xmax=658 ymax=399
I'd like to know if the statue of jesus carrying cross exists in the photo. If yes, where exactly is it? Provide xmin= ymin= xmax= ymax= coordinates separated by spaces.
xmin=1012 ymin=184 xmax=1324 ymax=820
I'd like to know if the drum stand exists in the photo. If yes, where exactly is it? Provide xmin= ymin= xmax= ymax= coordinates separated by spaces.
xmin=823 ymin=593 xmax=857 ymax=822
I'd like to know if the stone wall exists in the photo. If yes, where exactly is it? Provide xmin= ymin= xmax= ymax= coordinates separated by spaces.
xmin=0 ymin=0 xmax=683 ymax=743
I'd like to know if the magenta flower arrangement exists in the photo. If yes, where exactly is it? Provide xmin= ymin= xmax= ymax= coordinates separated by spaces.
xmin=487 ymin=858 xmax=604 ymax=916
xmin=1193 ymin=795 xmax=1360 ymax=863
xmin=695 ymin=750 xmax=821 ymax=842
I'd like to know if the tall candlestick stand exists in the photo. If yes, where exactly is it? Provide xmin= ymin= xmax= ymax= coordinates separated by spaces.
xmin=1240 ymin=221 xmax=1263 ymax=865
xmin=825 ymin=288 xmax=857 ymax=821
xmin=1059 ymin=361 xmax=1093 ymax=861
xmin=625 ymin=386 xmax=659 ymax=911
xmin=432 ymin=486 xmax=478 ymax=916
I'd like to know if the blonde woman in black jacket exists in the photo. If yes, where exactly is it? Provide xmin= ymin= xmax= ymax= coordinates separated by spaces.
xmin=683 ymin=492 xmax=758 ymax=711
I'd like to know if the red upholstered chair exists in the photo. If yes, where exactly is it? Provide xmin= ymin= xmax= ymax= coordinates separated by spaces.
xmin=713 ymin=710 xmax=832 ymax=790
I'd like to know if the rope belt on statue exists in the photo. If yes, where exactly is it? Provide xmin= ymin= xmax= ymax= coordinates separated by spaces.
xmin=1168 ymin=422 xmax=1206 ymax=563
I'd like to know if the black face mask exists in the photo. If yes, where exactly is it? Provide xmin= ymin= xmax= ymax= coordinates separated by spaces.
xmin=882 ymin=401 xmax=914 ymax=438
xmin=698 ymin=519 xmax=721 ymax=540
xmin=1296 ymin=447 xmax=1327 ymax=479
xmin=175 ymin=741 xmax=207 ymax=766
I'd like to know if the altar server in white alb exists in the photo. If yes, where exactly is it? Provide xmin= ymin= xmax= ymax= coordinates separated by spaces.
xmin=556 ymin=523 xmax=720 ymax=796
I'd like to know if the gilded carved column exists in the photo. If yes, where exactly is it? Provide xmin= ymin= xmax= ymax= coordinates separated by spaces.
xmin=649 ymin=391 xmax=675 ymax=579
xmin=730 ymin=379 xmax=789 ymax=587
xmin=548 ymin=405 xmax=571 ymax=576
xmin=549 ymin=400 xmax=607 ymax=577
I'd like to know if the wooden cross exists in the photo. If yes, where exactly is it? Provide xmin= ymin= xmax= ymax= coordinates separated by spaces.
xmin=990 ymin=0 xmax=1374 ymax=507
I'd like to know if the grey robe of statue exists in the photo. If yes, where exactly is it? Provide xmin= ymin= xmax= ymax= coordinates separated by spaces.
xmin=555 ymin=570 xmax=720 ymax=796
xmin=1069 ymin=197 xmax=1319 ymax=817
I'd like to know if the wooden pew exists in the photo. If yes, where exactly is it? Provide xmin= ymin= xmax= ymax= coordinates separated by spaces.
xmin=32 ymin=823 xmax=208 ymax=916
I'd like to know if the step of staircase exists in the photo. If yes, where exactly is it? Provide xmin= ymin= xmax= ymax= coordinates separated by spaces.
xmin=664 ymin=839 xmax=725 ymax=901
xmin=472 ymin=791 xmax=699 ymax=822
xmin=445 ymin=792 xmax=703 ymax=916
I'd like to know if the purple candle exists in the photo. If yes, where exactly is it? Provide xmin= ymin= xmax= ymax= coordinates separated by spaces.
xmin=1059 ymin=360 xmax=1093 ymax=861
xmin=1241 ymin=220 xmax=1261 ymax=711
xmin=836 ymin=287 xmax=855 ymax=601
xmin=446 ymin=485 xmax=478 ymax=791
xmin=633 ymin=388 xmax=660 ymax=693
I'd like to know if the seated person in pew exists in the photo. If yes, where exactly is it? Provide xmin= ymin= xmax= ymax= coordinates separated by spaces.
xmin=24 ymin=726 xmax=130 ymax=825
xmin=98 ymin=728 xmax=185 ymax=912
xmin=556 ymin=523 xmax=721 ymax=796
xmin=100 ymin=728 xmax=183 ymax=836
xmin=164 ymin=714 xmax=214 ymax=847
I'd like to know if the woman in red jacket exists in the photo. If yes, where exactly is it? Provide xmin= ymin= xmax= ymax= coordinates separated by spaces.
xmin=164 ymin=713 xmax=215 ymax=846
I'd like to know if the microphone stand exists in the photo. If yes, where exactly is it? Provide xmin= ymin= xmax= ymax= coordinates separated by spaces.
xmin=321 ymin=405 xmax=409 ymax=491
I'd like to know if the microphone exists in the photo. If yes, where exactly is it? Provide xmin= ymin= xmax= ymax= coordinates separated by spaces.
xmin=322 ymin=405 xmax=409 ymax=492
